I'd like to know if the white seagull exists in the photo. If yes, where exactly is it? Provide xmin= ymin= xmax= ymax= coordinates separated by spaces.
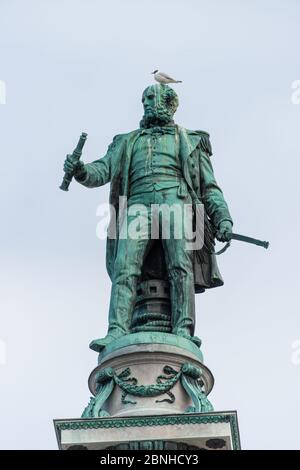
xmin=152 ymin=70 xmax=182 ymax=84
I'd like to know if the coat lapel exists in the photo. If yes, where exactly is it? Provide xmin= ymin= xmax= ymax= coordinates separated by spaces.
xmin=109 ymin=129 xmax=140 ymax=202
xmin=122 ymin=130 xmax=141 ymax=196
xmin=178 ymin=126 xmax=201 ymax=160
xmin=177 ymin=126 xmax=201 ymax=191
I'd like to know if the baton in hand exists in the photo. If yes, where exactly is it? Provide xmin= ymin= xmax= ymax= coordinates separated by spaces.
xmin=60 ymin=132 xmax=88 ymax=191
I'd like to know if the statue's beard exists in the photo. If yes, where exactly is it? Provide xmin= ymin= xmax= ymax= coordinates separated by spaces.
xmin=140 ymin=106 xmax=174 ymax=128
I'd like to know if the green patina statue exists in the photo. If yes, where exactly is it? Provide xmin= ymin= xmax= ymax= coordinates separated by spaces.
xmin=63 ymin=84 xmax=233 ymax=350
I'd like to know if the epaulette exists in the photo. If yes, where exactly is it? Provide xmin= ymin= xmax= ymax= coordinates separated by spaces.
xmin=196 ymin=130 xmax=212 ymax=156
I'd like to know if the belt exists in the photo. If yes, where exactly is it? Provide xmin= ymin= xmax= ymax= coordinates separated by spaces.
xmin=129 ymin=176 xmax=188 ymax=198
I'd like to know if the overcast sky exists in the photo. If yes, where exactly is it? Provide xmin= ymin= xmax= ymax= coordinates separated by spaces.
xmin=0 ymin=0 xmax=300 ymax=450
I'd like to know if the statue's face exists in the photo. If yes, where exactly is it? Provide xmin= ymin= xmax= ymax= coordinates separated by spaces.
xmin=142 ymin=87 xmax=160 ymax=115
xmin=140 ymin=84 xmax=178 ymax=128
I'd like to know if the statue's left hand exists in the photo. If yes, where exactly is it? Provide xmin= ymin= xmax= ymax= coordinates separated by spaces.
xmin=216 ymin=221 xmax=233 ymax=242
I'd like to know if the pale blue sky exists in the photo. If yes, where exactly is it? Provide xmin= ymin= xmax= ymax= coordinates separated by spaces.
xmin=0 ymin=0 xmax=299 ymax=449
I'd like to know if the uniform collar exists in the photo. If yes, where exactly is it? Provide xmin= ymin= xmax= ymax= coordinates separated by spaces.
xmin=139 ymin=122 xmax=176 ymax=136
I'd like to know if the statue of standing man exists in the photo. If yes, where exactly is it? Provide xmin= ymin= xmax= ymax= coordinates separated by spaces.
xmin=63 ymin=84 xmax=233 ymax=350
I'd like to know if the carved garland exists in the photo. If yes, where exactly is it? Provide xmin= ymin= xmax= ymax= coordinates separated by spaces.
xmin=82 ymin=362 xmax=213 ymax=418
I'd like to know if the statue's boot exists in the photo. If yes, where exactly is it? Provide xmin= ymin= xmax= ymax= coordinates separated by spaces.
xmin=89 ymin=329 xmax=125 ymax=352
xmin=173 ymin=328 xmax=202 ymax=348
xmin=189 ymin=335 xmax=202 ymax=347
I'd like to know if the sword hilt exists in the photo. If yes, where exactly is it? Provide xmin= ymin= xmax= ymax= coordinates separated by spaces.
xmin=230 ymin=232 xmax=269 ymax=249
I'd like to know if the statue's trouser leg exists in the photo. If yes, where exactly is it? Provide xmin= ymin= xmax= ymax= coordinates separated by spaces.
xmin=107 ymin=195 xmax=153 ymax=336
xmin=107 ymin=188 xmax=195 ymax=338
xmin=157 ymin=188 xmax=195 ymax=337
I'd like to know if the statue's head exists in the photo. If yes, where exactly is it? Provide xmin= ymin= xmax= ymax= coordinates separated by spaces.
xmin=140 ymin=84 xmax=179 ymax=128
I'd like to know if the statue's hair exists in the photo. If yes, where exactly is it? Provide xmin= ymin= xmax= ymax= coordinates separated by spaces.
xmin=161 ymin=85 xmax=179 ymax=114
xmin=140 ymin=84 xmax=179 ymax=128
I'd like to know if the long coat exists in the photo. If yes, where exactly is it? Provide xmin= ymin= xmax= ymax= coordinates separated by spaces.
xmin=76 ymin=126 xmax=233 ymax=293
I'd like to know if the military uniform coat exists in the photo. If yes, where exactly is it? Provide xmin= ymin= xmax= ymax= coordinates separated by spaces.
xmin=76 ymin=126 xmax=233 ymax=293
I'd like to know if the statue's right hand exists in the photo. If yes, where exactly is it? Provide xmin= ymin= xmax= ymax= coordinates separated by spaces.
xmin=63 ymin=154 xmax=86 ymax=178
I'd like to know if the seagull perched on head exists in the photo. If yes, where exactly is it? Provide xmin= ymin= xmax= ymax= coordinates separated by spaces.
xmin=152 ymin=70 xmax=182 ymax=84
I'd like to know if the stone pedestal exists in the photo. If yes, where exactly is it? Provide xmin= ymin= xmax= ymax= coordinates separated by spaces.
xmin=54 ymin=411 xmax=241 ymax=450
xmin=54 ymin=332 xmax=241 ymax=450
xmin=85 ymin=332 xmax=213 ymax=418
